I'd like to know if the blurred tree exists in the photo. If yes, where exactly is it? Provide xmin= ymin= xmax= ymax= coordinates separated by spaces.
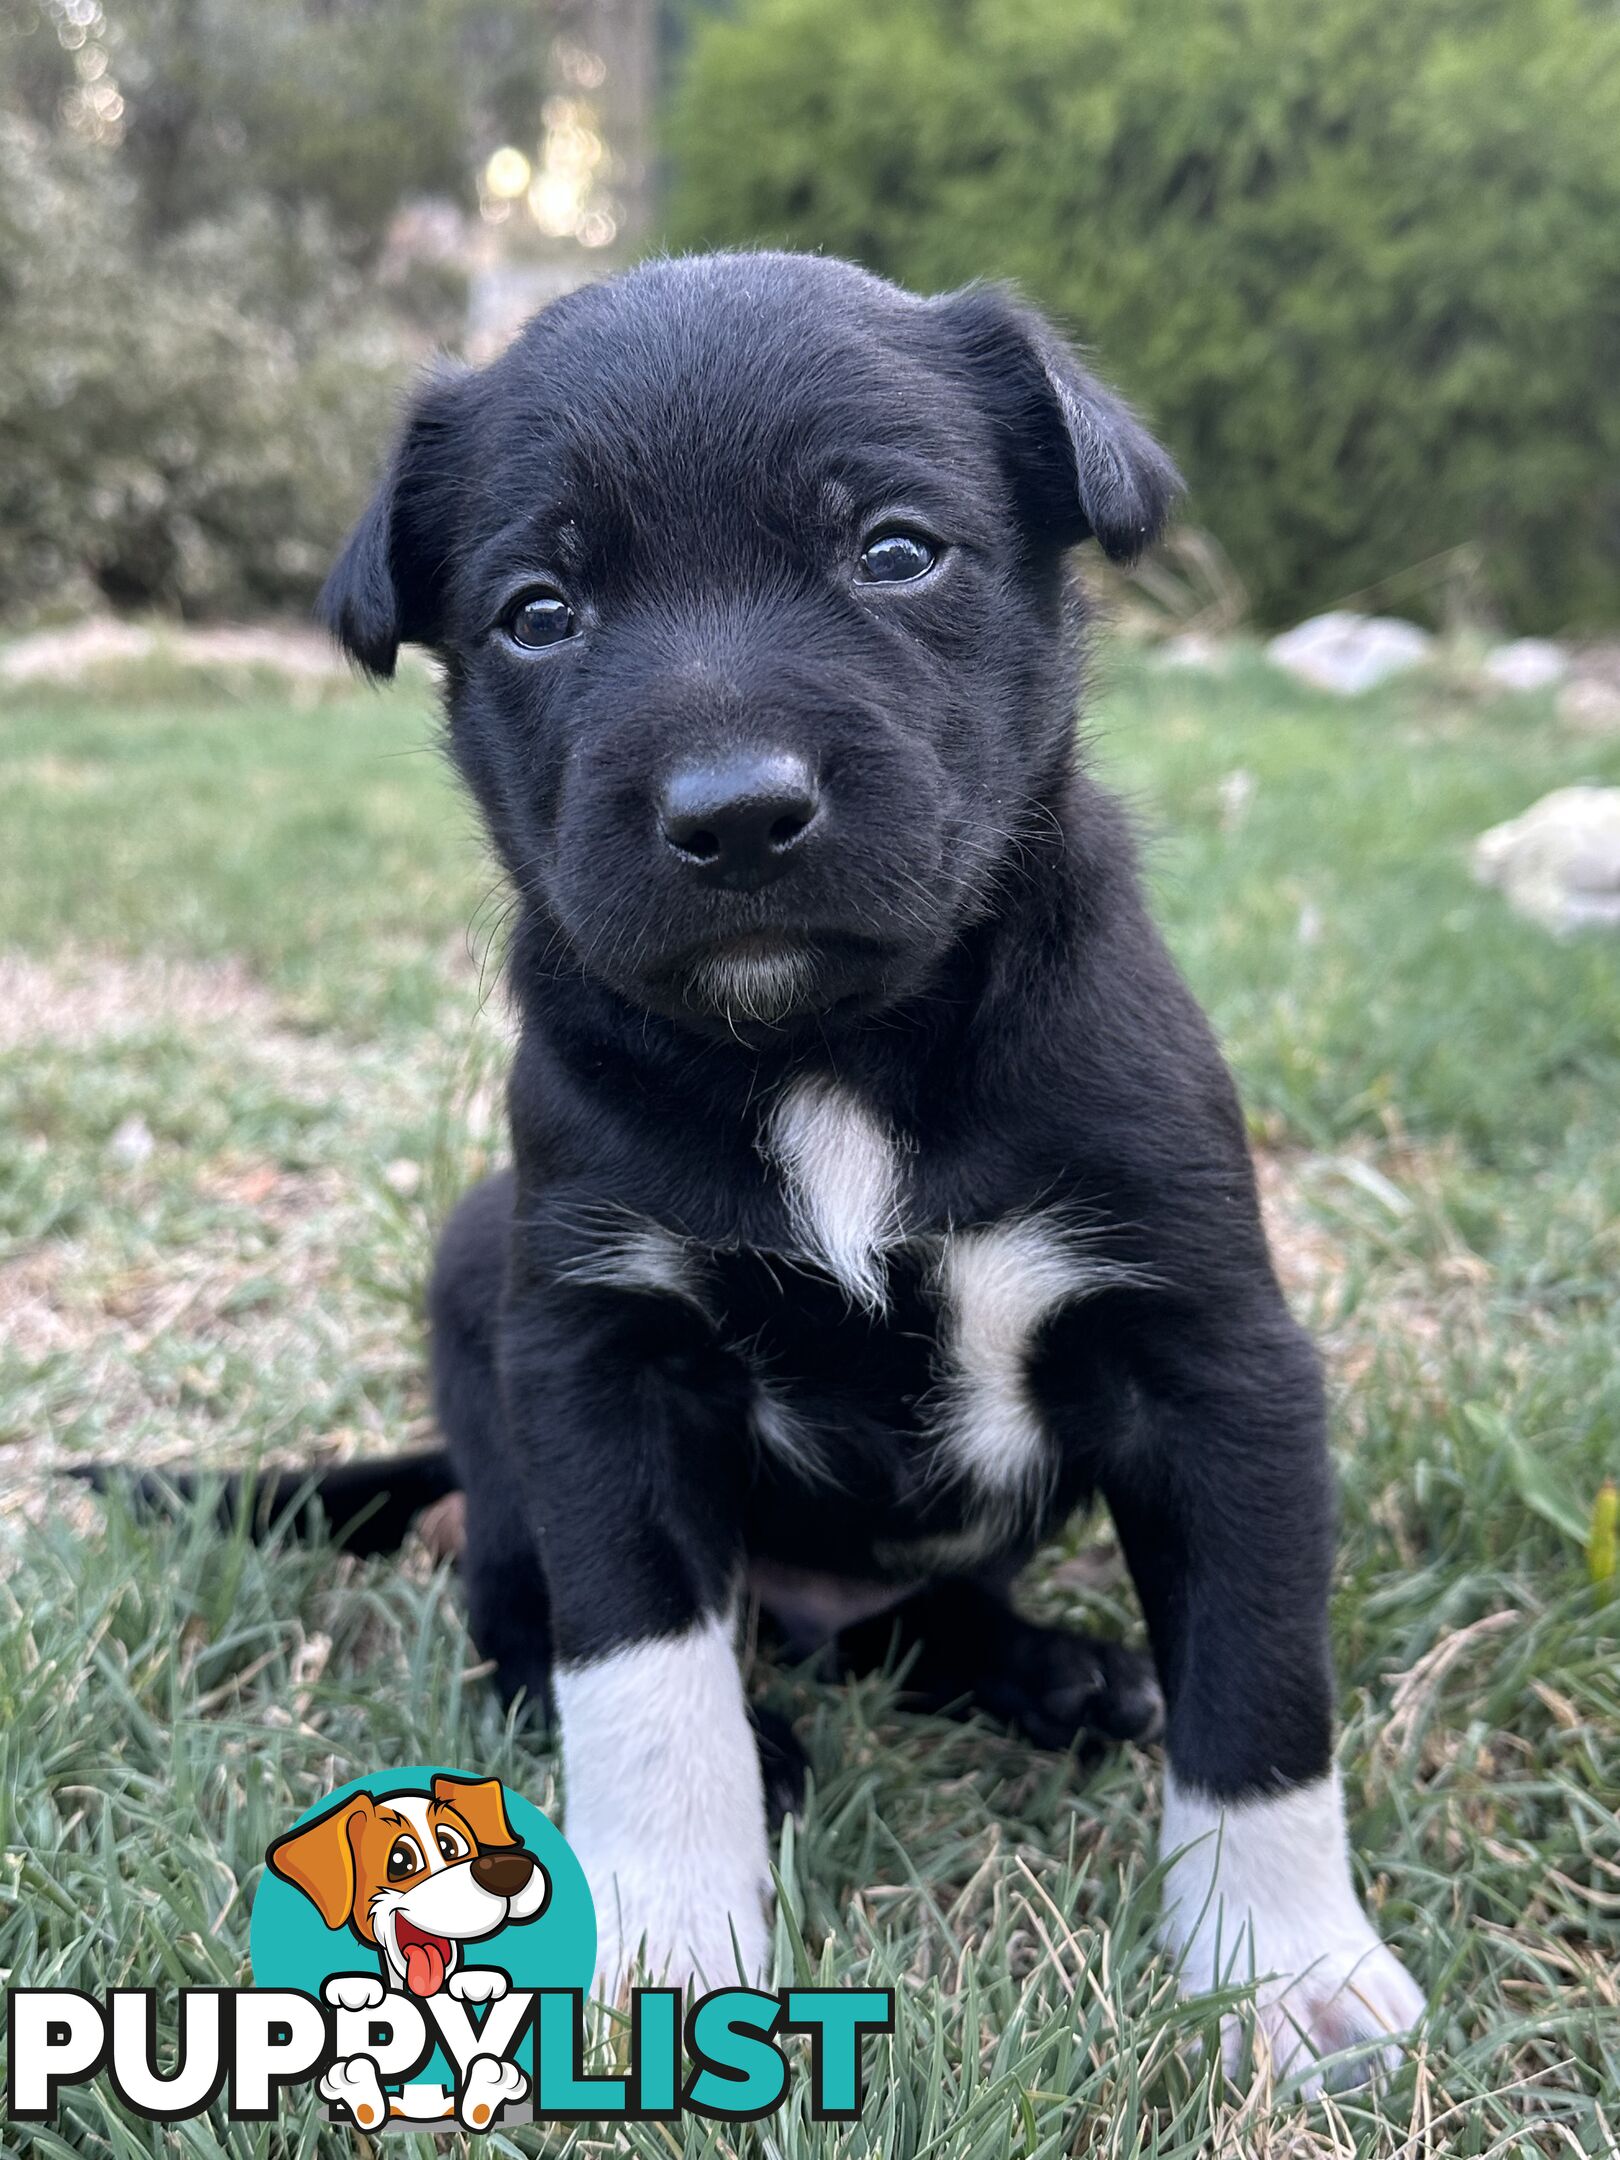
xmin=4 ymin=0 xmax=546 ymax=252
xmin=0 ymin=112 xmax=406 ymax=617
xmin=664 ymin=0 xmax=1620 ymax=632
xmin=0 ymin=0 xmax=557 ymax=619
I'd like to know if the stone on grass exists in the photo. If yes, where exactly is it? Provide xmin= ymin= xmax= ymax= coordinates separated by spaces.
xmin=1266 ymin=613 xmax=1433 ymax=695
xmin=1155 ymin=631 xmax=1232 ymax=672
xmin=1482 ymin=639 xmax=1569 ymax=693
xmin=1559 ymin=678 xmax=1620 ymax=737
xmin=1473 ymin=787 xmax=1620 ymax=934
xmin=1 ymin=618 xmax=158 ymax=683
xmin=0 ymin=616 xmax=348 ymax=688
xmin=106 ymin=1113 xmax=156 ymax=1168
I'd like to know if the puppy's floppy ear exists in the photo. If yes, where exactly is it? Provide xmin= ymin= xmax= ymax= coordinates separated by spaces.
xmin=318 ymin=366 xmax=468 ymax=678
xmin=942 ymin=286 xmax=1182 ymax=563
xmin=432 ymin=1773 xmax=518 ymax=1850
xmin=266 ymin=1795 xmax=372 ymax=1929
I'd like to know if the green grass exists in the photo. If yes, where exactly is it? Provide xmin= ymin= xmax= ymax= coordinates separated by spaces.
xmin=2 ymin=645 xmax=1617 ymax=2155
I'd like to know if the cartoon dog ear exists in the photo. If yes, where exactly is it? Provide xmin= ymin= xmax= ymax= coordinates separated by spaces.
xmin=940 ymin=285 xmax=1183 ymax=563
xmin=317 ymin=366 xmax=468 ymax=680
xmin=266 ymin=1795 xmax=373 ymax=1928
xmin=431 ymin=1774 xmax=519 ymax=1850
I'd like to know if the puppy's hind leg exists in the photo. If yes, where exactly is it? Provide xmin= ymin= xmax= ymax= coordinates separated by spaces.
xmin=749 ymin=1701 xmax=808 ymax=1830
xmin=838 ymin=1577 xmax=1163 ymax=1751
xmin=430 ymin=1171 xmax=553 ymax=1715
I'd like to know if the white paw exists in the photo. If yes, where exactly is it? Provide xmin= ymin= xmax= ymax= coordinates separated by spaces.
xmin=584 ymin=1851 xmax=772 ymax=2003
xmin=1161 ymin=1770 xmax=1425 ymax=2094
xmin=321 ymin=2056 xmax=389 ymax=2130
xmin=459 ymin=2053 xmax=527 ymax=2129
xmin=322 ymin=1972 xmax=386 ymax=2013
xmin=1237 ymin=1935 xmax=1427 ymax=2095
xmin=446 ymin=1964 xmax=509 ymax=2005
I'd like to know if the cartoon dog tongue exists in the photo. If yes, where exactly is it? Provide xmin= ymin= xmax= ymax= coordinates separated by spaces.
xmin=398 ymin=1927 xmax=449 ymax=1997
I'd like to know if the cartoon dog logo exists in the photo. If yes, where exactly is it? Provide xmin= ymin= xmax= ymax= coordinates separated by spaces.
xmin=267 ymin=1773 xmax=550 ymax=2128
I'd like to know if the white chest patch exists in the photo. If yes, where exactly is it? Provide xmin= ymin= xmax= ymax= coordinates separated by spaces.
xmin=928 ymin=1217 xmax=1139 ymax=1499
xmin=761 ymin=1076 xmax=904 ymax=1312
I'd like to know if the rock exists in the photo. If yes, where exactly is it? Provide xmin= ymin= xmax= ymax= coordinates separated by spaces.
xmin=171 ymin=625 xmax=346 ymax=681
xmin=1266 ymin=612 xmax=1433 ymax=695
xmin=1216 ymin=768 xmax=1256 ymax=831
xmin=1473 ymin=787 xmax=1620 ymax=933
xmin=0 ymin=616 xmax=348 ymax=687
xmin=1559 ymin=677 xmax=1620 ymax=737
xmin=1482 ymin=638 xmax=1569 ymax=693
xmin=106 ymin=1114 xmax=156 ymax=1168
xmin=1156 ymin=631 xmax=1232 ymax=672
xmin=1 ymin=619 xmax=158 ymax=683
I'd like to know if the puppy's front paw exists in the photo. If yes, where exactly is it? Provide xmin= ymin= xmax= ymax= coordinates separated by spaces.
xmin=322 ymin=1972 xmax=386 ymax=2013
xmin=447 ymin=1965 xmax=509 ymax=2005
xmin=321 ymin=2056 xmax=389 ymax=2129
xmin=459 ymin=2054 xmax=527 ymax=2129
xmin=585 ymin=1849 xmax=773 ymax=2003
xmin=1162 ymin=1770 xmax=1425 ymax=2095
xmin=1238 ymin=1934 xmax=1427 ymax=2095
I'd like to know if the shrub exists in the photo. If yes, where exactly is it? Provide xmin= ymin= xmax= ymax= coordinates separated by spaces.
xmin=0 ymin=116 xmax=417 ymax=622
xmin=665 ymin=0 xmax=1620 ymax=632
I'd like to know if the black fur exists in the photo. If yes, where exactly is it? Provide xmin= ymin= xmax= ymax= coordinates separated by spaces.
xmin=158 ymin=254 xmax=1339 ymax=1818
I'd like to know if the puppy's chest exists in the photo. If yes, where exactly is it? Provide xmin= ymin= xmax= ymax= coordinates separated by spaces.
xmin=583 ymin=1078 xmax=1140 ymax=1531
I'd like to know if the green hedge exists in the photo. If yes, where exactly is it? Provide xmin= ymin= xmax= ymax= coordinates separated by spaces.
xmin=0 ymin=117 xmax=415 ymax=623
xmin=665 ymin=0 xmax=1620 ymax=632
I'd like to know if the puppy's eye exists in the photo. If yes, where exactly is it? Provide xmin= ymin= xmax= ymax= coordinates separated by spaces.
xmin=386 ymin=1836 xmax=424 ymax=1880
xmin=502 ymin=588 xmax=576 ymax=649
xmin=857 ymin=530 xmax=938 ymax=585
xmin=435 ymin=1827 xmax=469 ymax=1862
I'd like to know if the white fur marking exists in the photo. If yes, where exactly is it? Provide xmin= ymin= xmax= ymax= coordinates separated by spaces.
xmin=749 ymin=1380 xmax=829 ymax=1485
xmin=932 ymin=1217 xmax=1136 ymax=1496
xmin=763 ymin=1076 xmax=903 ymax=1311
xmin=1160 ymin=1769 xmax=1426 ymax=2093
xmin=559 ymin=1220 xmax=709 ymax=1314
xmin=554 ymin=1610 xmax=771 ymax=1998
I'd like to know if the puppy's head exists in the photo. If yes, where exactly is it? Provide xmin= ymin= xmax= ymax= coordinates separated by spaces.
xmin=323 ymin=252 xmax=1179 ymax=1035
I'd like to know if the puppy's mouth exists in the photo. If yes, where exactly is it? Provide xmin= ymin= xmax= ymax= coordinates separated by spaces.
xmin=393 ymin=1913 xmax=455 ymax=1997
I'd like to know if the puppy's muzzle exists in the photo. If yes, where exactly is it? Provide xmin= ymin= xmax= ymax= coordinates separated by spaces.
xmin=470 ymin=1848 xmax=540 ymax=1898
xmin=659 ymin=750 xmax=821 ymax=892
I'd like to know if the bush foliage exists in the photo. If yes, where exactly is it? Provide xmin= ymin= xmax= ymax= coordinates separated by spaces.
xmin=666 ymin=0 xmax=1620 ymax=631
xmin=0 ymin=116 xmax=411 ymax=620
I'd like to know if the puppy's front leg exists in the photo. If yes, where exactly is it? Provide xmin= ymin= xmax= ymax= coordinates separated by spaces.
xmin=1107 ymin=1293 xmax=1425 ymax=2093
xmin=499 ymin=1253 xmax=769 ymax=2002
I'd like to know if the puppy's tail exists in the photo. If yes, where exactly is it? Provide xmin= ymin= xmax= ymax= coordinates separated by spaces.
xmin=66 ymin=1450 xmax=459 ymax=1559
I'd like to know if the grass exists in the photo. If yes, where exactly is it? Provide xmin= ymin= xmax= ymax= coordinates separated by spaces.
xmin=1 ymin=641 xmax=1617 ymax=2156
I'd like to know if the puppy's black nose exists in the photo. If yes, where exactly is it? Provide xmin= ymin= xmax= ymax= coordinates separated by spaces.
xmin=659 ymin=753 xmax=820 ymax=890
xmin=471 ymin=1848 xmax=536 ymax=1897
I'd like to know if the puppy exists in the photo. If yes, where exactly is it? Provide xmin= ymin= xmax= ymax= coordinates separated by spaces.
xmin=303 ymin=250 xmax=1423 ymax=2087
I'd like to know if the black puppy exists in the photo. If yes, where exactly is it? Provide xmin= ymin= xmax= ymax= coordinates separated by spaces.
xmin=311 ymin=251 xmax=1423 ymax=2080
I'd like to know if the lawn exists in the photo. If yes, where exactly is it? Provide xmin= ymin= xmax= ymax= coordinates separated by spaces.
xmin=1 ymin=641 xmax=1617 ymax=2156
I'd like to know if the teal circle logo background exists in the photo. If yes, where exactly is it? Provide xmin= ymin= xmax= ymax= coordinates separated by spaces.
xmin=250 ymin=1763 xmax=595 ymax=2006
